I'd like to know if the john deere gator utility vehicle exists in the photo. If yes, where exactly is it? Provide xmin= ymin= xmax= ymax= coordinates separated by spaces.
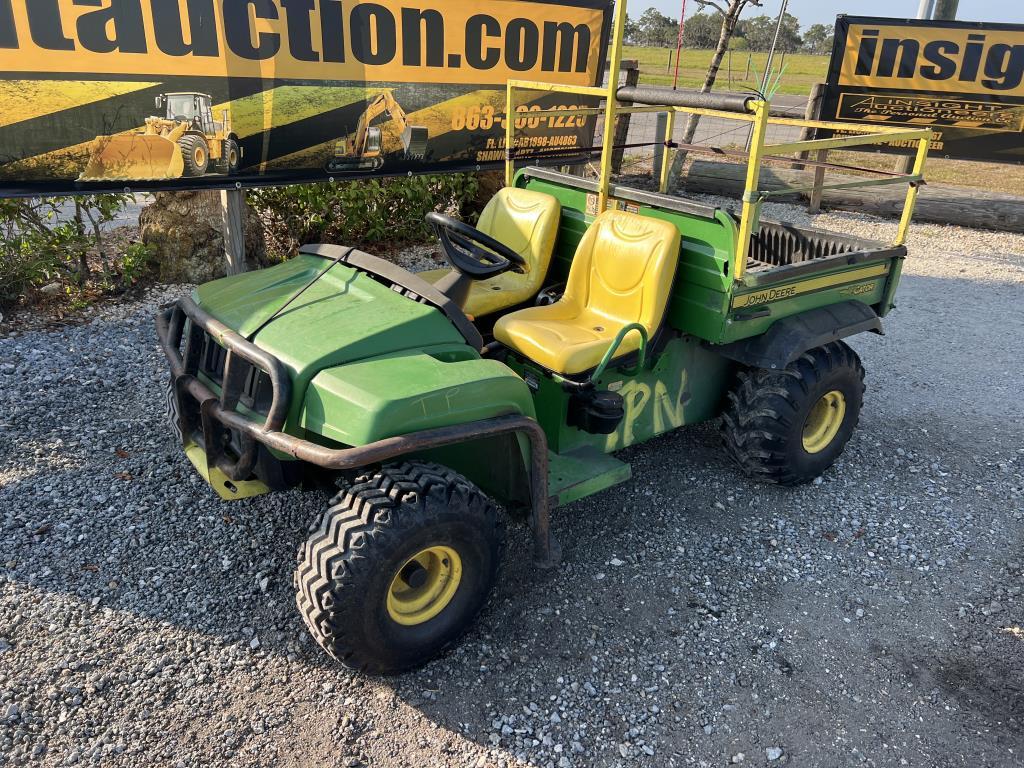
xmin=157 ymin=4 xmax=932 ymax=674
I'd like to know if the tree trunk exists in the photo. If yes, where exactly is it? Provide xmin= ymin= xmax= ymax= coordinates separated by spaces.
xmin=139 ymin=191 xmax=267 ymax=284
xmin=667 ymin=3 xmax=745 ymax=186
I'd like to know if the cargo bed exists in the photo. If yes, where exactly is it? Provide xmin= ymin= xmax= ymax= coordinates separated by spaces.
xmin=516 ymin=167 xmax=906 ymax=345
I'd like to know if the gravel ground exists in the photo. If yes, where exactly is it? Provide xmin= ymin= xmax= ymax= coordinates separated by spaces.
xmin=1 ymin=202 xmax=1022 ymax=768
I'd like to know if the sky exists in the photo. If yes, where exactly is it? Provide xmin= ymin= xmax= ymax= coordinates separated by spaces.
xmin=639 ymin=0 xmax=1024 ymax=29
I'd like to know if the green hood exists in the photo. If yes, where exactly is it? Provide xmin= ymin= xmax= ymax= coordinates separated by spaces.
xmin=193 ymin=254 xmax=467 ymax=418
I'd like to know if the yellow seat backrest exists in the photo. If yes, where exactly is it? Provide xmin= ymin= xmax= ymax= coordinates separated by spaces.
xmin=492 ymin=210 xmax=681 ymax=375
xmin=563 ymin=209 xmax=680 ymax=330
xmin=479 ymin=187 xmax=561 ymax=269
xmin=422 ymin=187 xmax=561 ymax=316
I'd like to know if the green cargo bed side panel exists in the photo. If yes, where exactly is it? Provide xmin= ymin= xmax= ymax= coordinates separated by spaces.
xmin=722 ymin=261 xmax=891 ymax=343
xmin=301 ymin=348 xmax=536 ymax=446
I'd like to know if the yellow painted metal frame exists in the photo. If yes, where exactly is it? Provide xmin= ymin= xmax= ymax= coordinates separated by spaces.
xmin=504 ymin=1 xmax=933 ymax=279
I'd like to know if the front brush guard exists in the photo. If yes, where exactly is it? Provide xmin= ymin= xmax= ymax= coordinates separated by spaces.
xmin=156 ymin=297 xmax=559 ymax=568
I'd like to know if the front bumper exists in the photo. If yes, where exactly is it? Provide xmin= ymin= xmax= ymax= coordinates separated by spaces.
xmin=156 ymin=297 xmax=558 ymax=565
xmin=157 ymin=297 xmax=293 ymax=487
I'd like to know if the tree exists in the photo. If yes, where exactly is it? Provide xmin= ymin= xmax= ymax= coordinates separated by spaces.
xmin=636 ymin=7 xmax=677 ymax=48
xmin=667 ymin=0 xmax=763 ymax=184
xmin=802 ymin=23 xmax=834 ymax=55
xmin=623 ymin=16 xmax=642 ymax=45
xmin=681 ymin=12 xmax=721 ymax=49
xmin=741 ymin=13 xmax=802 ymax=52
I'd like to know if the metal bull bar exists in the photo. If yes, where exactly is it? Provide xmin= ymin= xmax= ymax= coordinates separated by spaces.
xmin=156 ymin=297 xmax=558 ymax=568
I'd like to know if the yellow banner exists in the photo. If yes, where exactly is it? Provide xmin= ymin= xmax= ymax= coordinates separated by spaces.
xmin=838 ymin=22 xmax=1024 ymax=98
xmin=0 ymin=0 xmax=606 ymax=86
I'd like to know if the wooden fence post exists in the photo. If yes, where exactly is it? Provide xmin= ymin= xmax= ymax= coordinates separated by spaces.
xmin=220 ymin=187 xmax=247 ymax=275
xmin=808 ymin=149 xmax=828 ymax=213
xmin=611 ymin=59 xmax=640 ymax=175
xmin=652 ymin=111 xmax=668 ymax=184
xmin=794 ymin=83 xmax=825 ymax=171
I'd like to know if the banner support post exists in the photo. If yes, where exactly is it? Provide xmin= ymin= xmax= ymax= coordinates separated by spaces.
xmin=220 ymin=188 xmax=247 ymax=275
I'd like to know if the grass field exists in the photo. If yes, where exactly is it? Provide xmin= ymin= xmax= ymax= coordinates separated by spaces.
xmin=624 ymin=45 xmax=829 ymax=95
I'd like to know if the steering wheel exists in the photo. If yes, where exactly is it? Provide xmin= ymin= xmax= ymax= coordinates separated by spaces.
xmin=426 ymin=212 xmax=527 ymax=279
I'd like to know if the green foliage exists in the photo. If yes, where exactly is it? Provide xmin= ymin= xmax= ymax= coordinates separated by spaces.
xmin=682 ymin=12 xmax=721 ymax=49
xmin=738 ymin=13 xmax=803 ymax=53
xmin=0 ymin=194 xmax=130 ymax=307
xmin=634 ymin=7 xmax=677 ymax=48
xmin=802 ymin=23 xmax=834 ymax=56
xmin=117 ymin=241 xmax=157 ymax=286
xmin=249 ymin=173 xmax=480 ymax=259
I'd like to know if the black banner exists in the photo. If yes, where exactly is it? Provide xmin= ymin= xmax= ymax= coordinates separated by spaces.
xmin=0 ymin=0 xmax=613 ymax=196
xmin=821 ymin=15 xmax=1024 ymax=164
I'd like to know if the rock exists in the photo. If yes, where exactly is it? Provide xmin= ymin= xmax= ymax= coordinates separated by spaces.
xmin=731 ymin=753 xmax=745 ymax=764
xmin=766 ymin=746 xmax=784 ymax=761
xmin=139 ymin=191 xmax=267 ymax=283
xmin=40 ymin=282 xmax=63 ymax=296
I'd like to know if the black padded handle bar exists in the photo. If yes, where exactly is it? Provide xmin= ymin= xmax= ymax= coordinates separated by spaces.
xmin=616 ymin=86 xmax=755 ymax=114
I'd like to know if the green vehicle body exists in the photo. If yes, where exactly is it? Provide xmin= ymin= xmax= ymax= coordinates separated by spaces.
xmin=163 ymin=167 xmax=903 ymax=524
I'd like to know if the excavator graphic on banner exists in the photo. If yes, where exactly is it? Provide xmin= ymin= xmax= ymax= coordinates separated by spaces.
xmin=327 ymin=90 xmax=428 ymax=173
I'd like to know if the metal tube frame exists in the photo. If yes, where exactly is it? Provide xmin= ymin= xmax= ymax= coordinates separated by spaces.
xmin=505 ymin=73 xmax=932 ymax=279
xmin=591 ymin=323 xmax=648 ymax=381
xmin=659 ymin=110 xmax=675 ymax=194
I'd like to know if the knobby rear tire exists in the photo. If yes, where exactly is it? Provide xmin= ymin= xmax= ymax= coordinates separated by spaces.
xmin=721 ymin=341 xmax=865 ymax=485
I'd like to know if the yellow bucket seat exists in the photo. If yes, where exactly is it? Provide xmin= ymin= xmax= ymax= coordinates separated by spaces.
xmin=421 ymin=187 xmax=561 ymax=317
xmin=494 ymin=210 xmax=681 ymax=375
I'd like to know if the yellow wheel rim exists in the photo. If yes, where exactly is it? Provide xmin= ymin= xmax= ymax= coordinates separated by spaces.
xmin=802 ymin=389 xmax=847 ymax=454
xmin=386 ymin=546 xmax=462 ymax=626
xmin=195 ymin=147 xmax=206 ymax=166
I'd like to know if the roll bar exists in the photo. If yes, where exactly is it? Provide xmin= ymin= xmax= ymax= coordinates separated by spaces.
xmin=503 ymin=0 xmax=933 ymax=283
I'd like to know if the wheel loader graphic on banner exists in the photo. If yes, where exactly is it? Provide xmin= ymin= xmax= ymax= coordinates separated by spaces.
xmin=327 ymin=90 xmax=428 ymax=173
xmin=79 ymin=93 xmax=241 ymax=181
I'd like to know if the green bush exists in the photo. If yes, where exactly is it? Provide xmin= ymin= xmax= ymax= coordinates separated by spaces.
xmin=117 ymin=241 xmax=157 ymax=285
xmin=248 ymin=173 xmax=480 ymax=259
xmin=0 ymin=194 xmax=131 ymax=308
